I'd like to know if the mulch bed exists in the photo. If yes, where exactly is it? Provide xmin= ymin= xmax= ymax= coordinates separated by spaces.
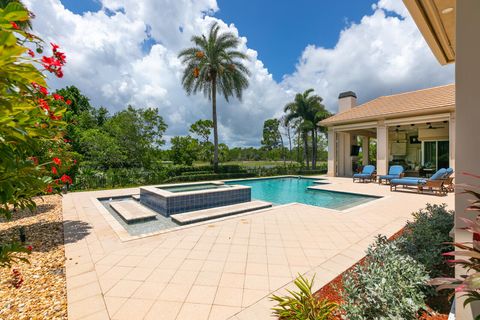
xmin=0 ymin=195 xmax=67 ymax=320
xmin=313 ymin=228 xmax=450 ymax=320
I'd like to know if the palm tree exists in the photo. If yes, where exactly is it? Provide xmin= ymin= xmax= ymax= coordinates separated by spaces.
xmin=178 ymin=22 xmax=250 ymax=171
xmin=284 ymin=89 xmax=329 ymax=169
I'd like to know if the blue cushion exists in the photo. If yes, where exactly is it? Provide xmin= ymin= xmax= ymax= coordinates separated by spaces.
xmin=362 ymin=165 xmax=375 ymax=175
xmin=444 ymin=168 xmax=454 ymax=178
xmin=388 ymin=165 xmax=404 ymax=176
xmin=379 ymin=174 xmax=401 ymax=180
xmin=391 ymin=178 xmax=426 ymax=186
xmin=430 ymin=168 xmax=448 ymax=180
xmin=353 ymin=173 xmax=373 ymax=178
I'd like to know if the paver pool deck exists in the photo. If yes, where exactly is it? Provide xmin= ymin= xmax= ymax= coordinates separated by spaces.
xmin=63 ymin=176 xmax=454 ymax=320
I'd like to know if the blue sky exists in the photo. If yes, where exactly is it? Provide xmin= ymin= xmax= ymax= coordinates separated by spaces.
xmin=61 ymin=0 xmax=376 ymax=82
xmin=215 ymin=0 xmax=376 ymax=81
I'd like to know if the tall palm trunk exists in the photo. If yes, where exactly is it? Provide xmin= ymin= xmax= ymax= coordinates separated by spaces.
xmin=311 ymin=129 xmax=316 ymax=169
xmin=303 ymin=131 xmax=309 ymax=169
xmin=296 ymin=129 xmax=301 ymax=163
xmin=212 ymin=76 xmax=219 ymax=172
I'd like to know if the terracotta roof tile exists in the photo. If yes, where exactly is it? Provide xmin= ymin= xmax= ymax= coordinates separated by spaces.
xmin=321 ymin=84 xmax=455 ymax=126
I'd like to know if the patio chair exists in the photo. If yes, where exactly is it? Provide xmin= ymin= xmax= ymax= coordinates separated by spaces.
xmin=390 ymin=168 xmax=453 ymax=195
xmin=353 ymin=165 xmax=376 ymax=183
xmin=378 ymin=165 xmax=404 ymax=184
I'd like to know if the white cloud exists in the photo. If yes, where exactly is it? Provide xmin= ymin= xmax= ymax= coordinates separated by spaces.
xmin=23 ymin=0 xmax=454 ymax=147
xmin=282 ymin=1 xmax=454 ymax=110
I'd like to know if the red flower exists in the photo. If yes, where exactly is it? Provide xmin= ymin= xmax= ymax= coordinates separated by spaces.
xmin=26 ymin=246 xmax=33 ymax=252
xmin=10 ymin=21 xmax=19 ymax=30
xmin=65 ymin=99 xmax=72 ymax=105
xmin=51 ymin=166 xmax=58 ymax=175
xmin=51 ymin=42 xmax=60 ymax=52
xmin=46 ymin=185 xmax=53 ymax=193
xmin=30 ymin=156 xmax=38 ymax=165
xmin=52 ymin=157 xmax=61 ymax=166
xmin=73 ymin=159 xmax=77 ymax=164
xmin=55 ymin=69 xmax=64 ymax=78
xmin=52 ymin=93 xmax=63 ymax=100
xmin=60 ymin=174 xmax=72 ymax=184
xmin=28 ymin=49 xmax=35 ymax=57
xmin=38 ymin=98 xmax=50 ymax=111
xmin=49 ymin=113 xmax=62 ymax=121
xmin=40 ymin=86 xmax=48 ymax=95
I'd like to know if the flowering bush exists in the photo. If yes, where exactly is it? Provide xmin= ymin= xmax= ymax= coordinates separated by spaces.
xmin=0 ymin=2 xmax=72 ymax=267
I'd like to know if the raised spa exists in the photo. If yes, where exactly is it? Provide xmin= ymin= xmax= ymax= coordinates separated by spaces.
xmin=140 ymin=181 xmax=251 ymax=216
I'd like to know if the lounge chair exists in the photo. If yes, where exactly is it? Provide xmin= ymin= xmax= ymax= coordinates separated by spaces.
xmin=353 ymin=165 xmax=376 ymax=183
xmin=390 ymin=168 xmax=453 ymax=195
xmin=378 ymin=165 xmax=404 ymax=184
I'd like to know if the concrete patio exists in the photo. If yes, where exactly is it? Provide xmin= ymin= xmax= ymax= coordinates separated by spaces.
xmin=63 ymin=176 xmax=454 ymax=320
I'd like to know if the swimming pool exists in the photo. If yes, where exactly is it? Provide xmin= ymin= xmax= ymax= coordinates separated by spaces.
xmin=226 ymin=177 xmax=379 ymax=210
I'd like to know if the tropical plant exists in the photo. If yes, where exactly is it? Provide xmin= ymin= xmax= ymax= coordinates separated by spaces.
xmin=0 ymin=1 xmax=71 ymax=218
xmin=0 ymin=1 xmax=71 ymax=267
xmin=270 ymin=274 xmax=337 ymax=320
xmin=0 ymin=242 xmax=31 ymax=268
xmin=430 ymin=173 xmax=480 ymax=311
xmin=341 ymin=235 xmax=429 ymax=320
xmin=400 ymin=203 xmax=454 ymax=277
xmin=178 ymin=22 xmax=250 ymax=171
xmin=284 ymin=89 xmax=330 ymax=169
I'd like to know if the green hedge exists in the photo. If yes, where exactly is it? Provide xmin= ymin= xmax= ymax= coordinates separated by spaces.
xmin=165 ymin=172 xmax=255 ymax=183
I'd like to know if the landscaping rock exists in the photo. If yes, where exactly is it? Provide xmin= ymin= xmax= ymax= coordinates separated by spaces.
xmin=0 ymin=195 xmax=67 ymax=320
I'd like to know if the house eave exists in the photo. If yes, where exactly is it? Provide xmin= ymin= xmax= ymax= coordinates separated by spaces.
xmin=319 ymin=104 xmax=455 ymax=127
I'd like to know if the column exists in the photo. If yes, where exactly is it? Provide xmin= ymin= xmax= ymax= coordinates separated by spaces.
xmin=449 ymin=112 xmax=455 ymax=171
xmin=327 ymin=129 xmax=336 ymax=176
xmin=376 ymin=122 xmax=388 ymax=176
xmin=362 ymin=136 xmax=369 ymax=166
xmin=456 ymin=1 xmax=480 ymax=317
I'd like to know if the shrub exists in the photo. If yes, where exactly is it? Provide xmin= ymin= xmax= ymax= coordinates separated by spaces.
xmin=341 ymin=235 xmax=429 ymax=320
xmin=270 ymin=274 xmax=337 ymax=320
xmin=399 ymin=203 xmax=454 ymax=277
xmin=165 ymin=172 xmax=255 ymax=183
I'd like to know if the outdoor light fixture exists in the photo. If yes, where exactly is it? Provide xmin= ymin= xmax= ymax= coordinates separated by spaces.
xmin=441 ymin=7 xmax=454 ymax=14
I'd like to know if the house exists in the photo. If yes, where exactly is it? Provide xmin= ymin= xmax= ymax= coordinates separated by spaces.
xmin=320 ymin=84 xmax=455 ymax=178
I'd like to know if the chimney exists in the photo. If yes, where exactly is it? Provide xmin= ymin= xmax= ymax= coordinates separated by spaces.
xmin=338 ymin=91 xmax=357 ymax=113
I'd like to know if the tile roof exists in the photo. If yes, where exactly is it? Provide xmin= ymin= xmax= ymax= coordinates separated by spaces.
xmin=321 ymin=83 xmax=455 ymax=126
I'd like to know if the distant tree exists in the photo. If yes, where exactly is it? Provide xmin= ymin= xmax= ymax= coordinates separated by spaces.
xmin=178 ymin=22 xmax=250 ymax=171
xmin=170 ymin=136 xmax=199 ymax=166
xmin=190 ymin=119 xmax=213 ymax=143
xmin=218 ymin=143 xmax=230 ymax=163
xmin=261 ymin=119 xmax=282 ymax=151
xmin=284 ymin=89 xmax=330 ymax=169
xmin=190 ymin=119 xmax=214 ymax=163
xmin=105 ymin=106 xmax=167 ymax=167
xmin=79 ymin=129 xmax=126 ymax=169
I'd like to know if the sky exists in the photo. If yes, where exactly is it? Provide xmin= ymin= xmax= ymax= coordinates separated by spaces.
xmin=24 ymin=0 xmax=455 ymax=147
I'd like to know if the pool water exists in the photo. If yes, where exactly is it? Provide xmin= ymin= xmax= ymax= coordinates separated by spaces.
xmin=226 ymin=177 xmax=379 ymax=210
xmin=159 ymin=183 xmax=230 ymax=193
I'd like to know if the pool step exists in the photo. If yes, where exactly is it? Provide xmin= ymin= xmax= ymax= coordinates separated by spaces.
xmin=313 ymin=180 xmax=329 ymax=185
xmin=110 ymin=200 xmax=157 ymax=223
xmin=171 ymin=201 xmax=272 ymax=225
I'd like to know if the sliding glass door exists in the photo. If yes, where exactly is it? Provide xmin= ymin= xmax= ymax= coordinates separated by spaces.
xmin=422 ymin=140 xmax=449 ymax=171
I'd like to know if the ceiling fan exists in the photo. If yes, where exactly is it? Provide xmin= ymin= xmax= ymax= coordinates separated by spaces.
xmin=426 ymin=122 xmax=445 ymax=129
